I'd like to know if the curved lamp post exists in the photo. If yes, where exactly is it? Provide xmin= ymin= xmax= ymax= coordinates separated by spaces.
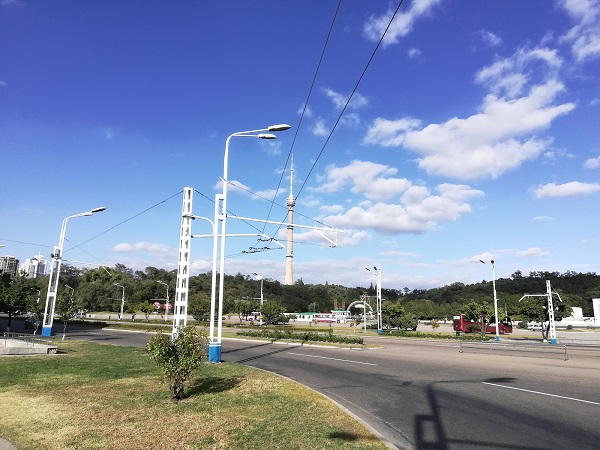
xmin=480 ymin=259 xmax=500 ymax=341
xmin=41 ymin=207 xmax=106 ymax=336
xmin=366 ymin=266 xmax=382 ymax=334
xmin=157 ymin=280 xmax=170 ymax=322
xmin=209 ymin=124 xmax=291 ymax=363
xmin=114 ymin=283 xmax=125 ymax=320
xmin=252 ymin=272 xmax=264 ymax=327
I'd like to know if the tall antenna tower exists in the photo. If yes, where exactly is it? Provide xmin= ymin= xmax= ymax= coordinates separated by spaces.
xmin=284 ymin=156 xmax=296 ymax=285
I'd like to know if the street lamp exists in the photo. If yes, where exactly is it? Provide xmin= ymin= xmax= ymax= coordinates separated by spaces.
xmin=64 ymin=284 xmax=75 ymax=303
xmin=366 ymin=266 xmax=382 ymax=334
xmin=209 ymin=123 xmax=291 ymax=363
xmin=41 ymin=207 xmax=106 ymax=336
xmin=480 ymin=259 xmax=500 ymax=341
xmin=157 ymin=280 xmax=170 ymax=322
xmin=252 ymin=272 xmax=264 ymax=327
xmin=114 ymin=283 xmax=125 ymax=320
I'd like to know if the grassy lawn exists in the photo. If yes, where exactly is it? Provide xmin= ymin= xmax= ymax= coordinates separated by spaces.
xmin=0 ymin=340 xmax=388 ymax=450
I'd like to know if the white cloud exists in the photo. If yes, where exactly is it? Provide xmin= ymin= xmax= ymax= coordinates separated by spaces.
xmin=113 ymin=241 xmax=171 ymax=254
xmin=288 ymin=228 xmax=371 ymax=247
xmin=104 ymin=128 xmax=114 ymax=140
xmin=323 ymin=88 xmax=368 ymax=110
xmin=532 ymin=215 xmax=555 ymax=221
xmin=583 ymin=156 xmax=600 ymax=168
xmin=408 ymin=48 xmax=422 ymax=59
xmin=533 ymin=181 xmax=600 ymax=198
xmin=475 ymin=47 xmax=563 ymax=98
xmin=312 ymin=160 xmax=411 ymax=202
xmin=320 ymin=183 xmax=483 ymax=235
xmin=364 ymin=80 xmax=575 ymax=180
xmin=363 ymin=0 xmax=442 ymax=48
xmin=320 ymin=204 xmax=345 ymax=214
xmin=0 ymin=80 xmax=6 ymax=87
xmin=515 ymin=247 xmax=551 ymax=259
xmin=298 ymin=103 xmax=312 ymax=118
xmin=559 ymin=0 xmax=600 ymax=61
xmin=480 ymin=29 xmax=503 ymax=47
xmin=340 ymin=113 xmax=360 ymax=127
xmin=312 ymin=119 xmax=329 ymax=137
xmin=590 ymin=97 xmax=600 ymax=106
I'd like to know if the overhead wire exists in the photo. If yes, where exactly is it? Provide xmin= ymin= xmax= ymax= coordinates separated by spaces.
xmin=251 ymin=0 xmax=406 ymax=253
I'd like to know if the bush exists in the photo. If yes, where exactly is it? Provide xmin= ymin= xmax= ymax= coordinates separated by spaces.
xmin=146 ymin=325 xmax=208 ymax=401
xmin=236 ymin=329 xmax=364 ymax=345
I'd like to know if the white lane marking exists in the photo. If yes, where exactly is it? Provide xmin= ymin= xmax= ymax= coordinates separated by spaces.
xmin=288 ymin=352 xmax=377 ymax=366
xmin=483 ymin=382 xmax=600 ymax=406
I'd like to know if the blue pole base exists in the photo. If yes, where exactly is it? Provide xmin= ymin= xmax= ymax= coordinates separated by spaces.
xmin=495 ymin=336 xmax=501 ymax=341
xmin=208 ymin=343 xmax=221 ymax=363
xmin=377 ymin=329 xmax=382 ymax=334
xmin=41 ymin=326 xmax=52 ymax=337
xmin=550 ymin=338 xmax=557 ymax=345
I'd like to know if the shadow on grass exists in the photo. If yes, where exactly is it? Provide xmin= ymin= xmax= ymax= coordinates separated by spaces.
xmin=328 ymin=430 xmax=358 ymax=441
xmin=186 ymin=375 xmax=244 ymax=397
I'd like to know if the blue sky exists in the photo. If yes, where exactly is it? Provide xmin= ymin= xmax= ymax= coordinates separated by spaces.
xmin=1 ymin=0 xmax=599 ymax=291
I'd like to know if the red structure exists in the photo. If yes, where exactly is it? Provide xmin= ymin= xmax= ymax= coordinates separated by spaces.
xmin=453 ymin=313 xmax=513 ymax=334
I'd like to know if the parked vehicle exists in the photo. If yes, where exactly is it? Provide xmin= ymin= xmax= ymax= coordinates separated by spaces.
xmin=452 ymin=313 xmax=513 ymax=334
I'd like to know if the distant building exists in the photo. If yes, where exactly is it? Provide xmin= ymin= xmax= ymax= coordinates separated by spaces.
xmin=0 ymin=256 xmax=20 ymax=276
xmin=20 ymin=254 xmax=48 ymax=278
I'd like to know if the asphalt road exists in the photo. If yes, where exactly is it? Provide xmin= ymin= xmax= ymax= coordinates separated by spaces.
xmin=3 ymin=319 xmax=600 ymax=450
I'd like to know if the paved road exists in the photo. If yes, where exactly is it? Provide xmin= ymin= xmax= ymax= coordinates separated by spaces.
xmin=221 ymin=337 xmax=600 ymax=450
xmin=4 ymin=319 xmax=600 ymax=449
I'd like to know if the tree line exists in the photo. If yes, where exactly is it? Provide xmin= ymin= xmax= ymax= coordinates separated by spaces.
xmin=1 ymin=263 xmax=599 ymax=331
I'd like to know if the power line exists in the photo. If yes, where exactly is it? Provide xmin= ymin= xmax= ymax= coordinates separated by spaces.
xmin=296 ymin=0 xmax=406 ymax=200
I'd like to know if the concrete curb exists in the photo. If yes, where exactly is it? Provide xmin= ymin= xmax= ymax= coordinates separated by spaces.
xmin=0 ymin=437 xmax=17 ymax=450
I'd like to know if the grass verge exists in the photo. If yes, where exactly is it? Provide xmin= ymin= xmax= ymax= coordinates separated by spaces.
xmin=0 ymin=340 xmax=388 ymax=450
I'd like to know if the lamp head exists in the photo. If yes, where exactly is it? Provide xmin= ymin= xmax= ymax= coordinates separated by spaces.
xmin=91 ymin=207 xmax=106 ymax=213
xmin=267 ymin=124 xmax=291 ymax=132
xmin=257 ymin=133 xmax=277 ymax=140
xmin=479 ymin=260 xmax=485 ymax=264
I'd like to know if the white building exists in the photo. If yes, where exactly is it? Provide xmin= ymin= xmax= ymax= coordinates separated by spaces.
xmin=20 ymin=254 xmax=48 ymax=278
xmin=0 ymin=255 xmax=20 ymax=276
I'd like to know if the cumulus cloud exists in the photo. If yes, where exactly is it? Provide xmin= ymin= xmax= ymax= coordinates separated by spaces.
xmin=533 ymin=181 xmax=600 ymax=198
xmin=321 ymin=184 xmax=483 ymax=235
xmin=364 ymin=80 xmax=575 ymax=180
xmin=312 ymin=160 xmax=411 ymax=202
xmin=363 ymin=0 xmax=442 ymax=48
xmin=559 ymin=0 xmax=600 ymax=62
xmin=475 ymin=47 xmax=563 ymax=97
xmin=583 ymin=156 xmax=600 ymax=168
xmin=113 ymin=241 xmax=171 ymax=254
xmin=515 ymin=247 xmax=551 ymax=258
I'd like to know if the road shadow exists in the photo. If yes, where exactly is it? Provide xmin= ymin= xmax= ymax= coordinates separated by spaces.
xmin=413 ymin=375 xmax=596 ymax=449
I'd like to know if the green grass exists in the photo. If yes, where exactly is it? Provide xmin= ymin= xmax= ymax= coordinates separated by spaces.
xmin=0 ymin=340 xmax=388 ymax=450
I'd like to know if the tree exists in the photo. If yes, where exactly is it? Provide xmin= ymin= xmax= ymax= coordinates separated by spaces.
xmin=139 ymin=302 xmax=155 ymax=320
xmin=0 ymin=273 xmax=35 ymax=331
xmin=146 ymin=326 xmax=208 ymax=401
xmin=260 ymin=300 xmax=286 ymax=325
xmin=519 ymin=292 xmax=572 ymax=341
xmin=381 ymin=301 xmax=418 ymax=331
xmin=55 ymin=288 xmax=77 ymax=340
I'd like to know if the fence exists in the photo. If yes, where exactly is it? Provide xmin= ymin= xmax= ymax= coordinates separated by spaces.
xmin=1 ymin=332 xmax=58 ymax=354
